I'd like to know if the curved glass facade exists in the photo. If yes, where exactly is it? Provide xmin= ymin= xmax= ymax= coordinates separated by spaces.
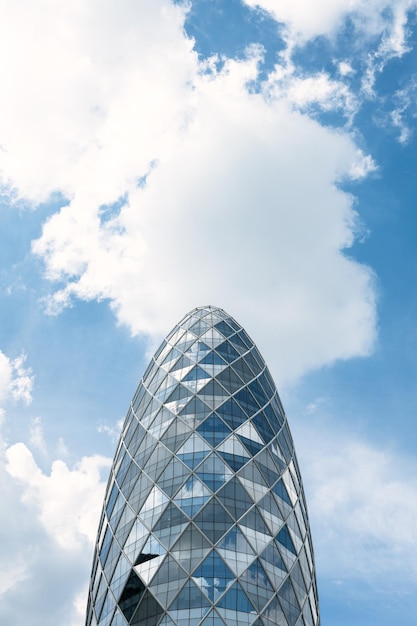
xmin=86 ymin=306 xmax=320 ymax=626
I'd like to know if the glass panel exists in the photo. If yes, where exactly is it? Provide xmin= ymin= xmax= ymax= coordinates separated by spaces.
xmin=130 ymin=590 xmax=164 ymax=626
xmin=216 ymin=398 xmax=248 ymax=430
xmin=195 ymin=453 xmax=232 ymax=492
xmin=216 ymin=526 xmax=255 ymax=577
xmin=278 ymin=578 xmax=301 ymax=626
xmin=215 ymin=341 xmax=239 ymax=363
xmin=192 ymin=550 xmax=235 ymax=601
xmin=214 ymin=320 xmax=235 ymax=338
xmin=174 ymin=477 xmax=211 ymax=517
xmin=277 ymin=526 xmax=297 ymax=556
xmin=157 ymin=457 xmax=191 ymax=498
xmin=197 ymin=414 xmax=231 ymax=447
xmin=118 ymin=571 xmax=145 ymax=622
xmin=171 ymin=523 xmax=212 ymax=573
xmin=216 ymin=478 xmax=253 ymax=521
xmin=168 ymin=580 xmax=211 ymax=610
xmin=194 ymin=500 xmax=234 ymax=543
xmin=239 ymin=559 xmax=274 ymax=611
xmin=215 ymin=367 xmax=244 ymax=394
xmin=216 ymin=581 xmax=255 ymax=613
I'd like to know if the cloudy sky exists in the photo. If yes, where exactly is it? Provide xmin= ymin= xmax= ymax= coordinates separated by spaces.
xmin=1 ymin=0 xmax=417 ymax=624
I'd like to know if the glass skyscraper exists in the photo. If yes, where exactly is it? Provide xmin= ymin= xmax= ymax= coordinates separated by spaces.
xmin=86 ymin=306 xmax=320 ymax=626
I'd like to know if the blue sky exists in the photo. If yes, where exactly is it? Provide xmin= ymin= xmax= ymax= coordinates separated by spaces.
xmin=0 ymin=1 xmax=416 ymax=624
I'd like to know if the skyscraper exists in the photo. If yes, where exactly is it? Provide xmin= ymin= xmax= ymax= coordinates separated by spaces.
xmin=86 ymin=306 xmax=320 ymax=626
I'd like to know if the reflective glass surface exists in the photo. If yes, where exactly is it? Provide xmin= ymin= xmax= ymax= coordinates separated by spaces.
xmin=86 ymin=306 xmax=320 ymax=626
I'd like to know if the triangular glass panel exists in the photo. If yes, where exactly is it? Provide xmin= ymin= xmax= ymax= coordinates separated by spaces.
xmin=147 ymin=408 xmax=175 ymax=441
xmin=198 ymin=380 xmax=230 ymax=410
xmin=234 ymin=421 xmax=264 ymax=445
xmin=118 ymin=570 xmax=145 ymax=621
xmin=255 ymin=457 xmax=280 ymax=486
xmin=216 ymin=478 xmax=254 ymax=522
xmin=261 ymin=596 xmax=289 ymax=626
xmin=235 ymin=387 xmax=261 ymax=416
xmin=152 ymin=503 xmax=188 ymax=550
xmin=216 ymin=581 xmax=255 ymax=613
xmin=171 ymin=523 xmax=212 ymax=573
xmin=179 ymin=396 xmax=211 ymax=424
xmin=278 ymin=578 xmax=301 ymax=626
xmin=267 ymin=440 xmax=286 ymax=473
xmin=239 ymin=509 xmax=272 ymax=554
xmin=174 ymin=477 xmax=211 ymax=517
xmin=259 ymin=541 xmax=287 ymax=574
xmin=282 ymin=469 xmax=298 ymax=506
xmin=238 ymin=435 xmax=264 ymax=457
xmin=153 ymin=502 xmax=188 ymax=532
xmin=199 ymin=351 xmax=228 ymax=377
xmin=237 ymin=476 xmax=269 ymax=504
xmin=251 ymin=413 xmax=275 ymax=445
xmin=189 ymin=320 xmax=210 ymax=337
xmin=142 ymin=444 xmax=172 ymax=483
xmin=263 ymin=400 xmax=283 ymax=432
xmin=272 ymin=479 xmax=292 ymax=507
xmin=248 ymin=379 xmax=270 ymax=409
xmin=214 ymin=320 xmax=235 ymax=338
xmin=134 ymin=554 xmax=165 ymax=585
xmin=228 ymin=333 xmax=249 ymax=355
xmin=192 ymin=550 xmax=235 ymax=601
xmin=217 ymin=526 xmax=256 ymax=577
xmin=217 ymin=434 xmax=250 ymax=459
xmin=216 ymin=398 xmax=248 ymax=430
xmin=123 ymin=519 xmax=149 ymax=564
xmin=242 ymin=350 xmax=262 ymax=378
xmin=195 ymin=452 xmax=232 ymax=492
xmin=182 ymin=366 xmax=211 ymax=393
xmin=239 ymin=559 xmax=274 ymax=612
xmin=148 ymin=554 xmax=188 ymax=608
xmin=157 ymin=457 xmax=191 ymax=498
xmin=177 ymin=434 xmax=211 ymax=469
xmin=168 ymin=579 xmax=211 ymax=611
xmin=165 ymin=383 xmax=193 ymax=404
xmin=215 ymin=366 xmax=244 ymax=394
xmin=200 ymin=328 xmax=226 ymax=349
xmin=139 ymin=486 xmax=169 ymax=530
xmin=159 ymin=417 xmax=192 ymax=453
xmin=229 ymin=357 xmax=255 ymax=385
xmin=257 ymin=492 xmax=284 ymax=536
xmin=290 ymin=561 xmax=308 ymax=608
xmin=218 ymin=451 xmax=249 ymax=472
xmin=130 ymin=589 xmax=164 ymax=626
xmin=197 ymin=413 xmax=232 ymax=447
xmin=194 ymin=499 xmax=234 ymax=543
xmin=185 ymin=341 xmax=212 ymax=363
xmin=215 ymin=341 xmax=240 ymax=363
xmin=160 ymin=347 xmax=181 ymax=370
xmin=118 ymin=571 xmax=145 ymax=622
xmin=169 ymin=354 xmax=193 ymax=373
xmin=277 ymin=526 xmax=297 ymax=556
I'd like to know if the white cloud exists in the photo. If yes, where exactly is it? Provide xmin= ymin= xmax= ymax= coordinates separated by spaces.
xmin=29 ymin=417 xmax=47 ymax=457
xmin=243 ymin=0 xmax=416 ymax=47
xmin=22 ymin=49 xmax=376 ymax=384
xmin=0 ymin=0 xmax=196 ymax=204
xmin=297 ymin=424 xmax=417 ymax=586
xmin=0 ymin=2 xmax=388 ymax=384
xmin=0 ymin=351 xmax=33 ymax=405
xmin=5 ymin=443 xmax=110 ymax=550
